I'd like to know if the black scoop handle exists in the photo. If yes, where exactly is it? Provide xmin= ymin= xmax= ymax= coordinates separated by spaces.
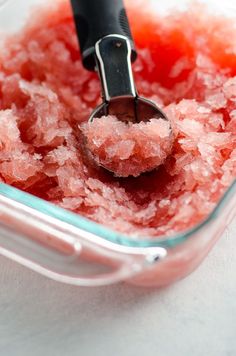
xmin=70 ymin=0 xmax=137 ymax=71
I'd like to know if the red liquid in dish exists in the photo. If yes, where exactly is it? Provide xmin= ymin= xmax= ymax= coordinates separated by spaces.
xmin=0 ymin=0 xmax=235 ymax=239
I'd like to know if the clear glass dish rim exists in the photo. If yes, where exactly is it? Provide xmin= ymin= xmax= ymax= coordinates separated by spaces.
xmin=0 ymin=180 xmax=235 ymax=249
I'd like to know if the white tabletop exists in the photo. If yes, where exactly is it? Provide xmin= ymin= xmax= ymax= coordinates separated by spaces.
xmin=0 ymin=0 xmax=236 ymax=355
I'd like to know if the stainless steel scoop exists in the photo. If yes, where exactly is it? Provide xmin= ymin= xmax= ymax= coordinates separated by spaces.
xmin=89 ymin=33 xmax=169 ymax=124
xmin=71 ymin=0 xmax=169 ymax=124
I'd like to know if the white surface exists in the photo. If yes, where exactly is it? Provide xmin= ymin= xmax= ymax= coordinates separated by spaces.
xmin=0 ymin=0 xmax=235 ymax=355
xmin=0 ymin=219 xmax=235 ymax=356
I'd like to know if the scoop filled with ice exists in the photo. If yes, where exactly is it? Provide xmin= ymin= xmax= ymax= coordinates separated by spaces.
xmin=81 ymin=115 xmax=173 ymax=177
xmin=71 ymin=0 xmax=174 ymax=177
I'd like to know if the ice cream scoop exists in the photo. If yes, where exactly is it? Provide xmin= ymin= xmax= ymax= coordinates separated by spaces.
xmin=71 ymin=0 xmax=173 ymax=176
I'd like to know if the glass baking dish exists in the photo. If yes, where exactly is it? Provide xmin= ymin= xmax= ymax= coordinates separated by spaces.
xmin=0 ymin=0 xmax=235 ymax=287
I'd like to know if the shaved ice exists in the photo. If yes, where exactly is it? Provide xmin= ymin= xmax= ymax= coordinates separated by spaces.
xmin=0 ymin=0 xmax=235 ymax=238
xmin=81 ymin=115 xmax=173 ymax=177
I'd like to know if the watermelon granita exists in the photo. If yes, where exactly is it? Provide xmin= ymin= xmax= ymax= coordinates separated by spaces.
xmin=81 ymin=115 xmax=174 ymax=177
xmin=0 ymin=0 xmax=235 ymax=239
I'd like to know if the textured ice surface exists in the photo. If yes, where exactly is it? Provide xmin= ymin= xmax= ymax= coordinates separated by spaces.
xmin=81 ymin=116 xmax=173 ymax=177
xmin=0 ymin=0 xmax=235 ymax=237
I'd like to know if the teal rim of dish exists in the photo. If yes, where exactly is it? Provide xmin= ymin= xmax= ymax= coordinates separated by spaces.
xmin=0 ymin=180 xmax=235 ymax=249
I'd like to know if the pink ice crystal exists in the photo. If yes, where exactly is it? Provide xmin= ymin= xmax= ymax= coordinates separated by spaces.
xmin=0 ymin=0 xmax=235 ymax=238
xmin=81 ymin=115 xmax=173 ymax=177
